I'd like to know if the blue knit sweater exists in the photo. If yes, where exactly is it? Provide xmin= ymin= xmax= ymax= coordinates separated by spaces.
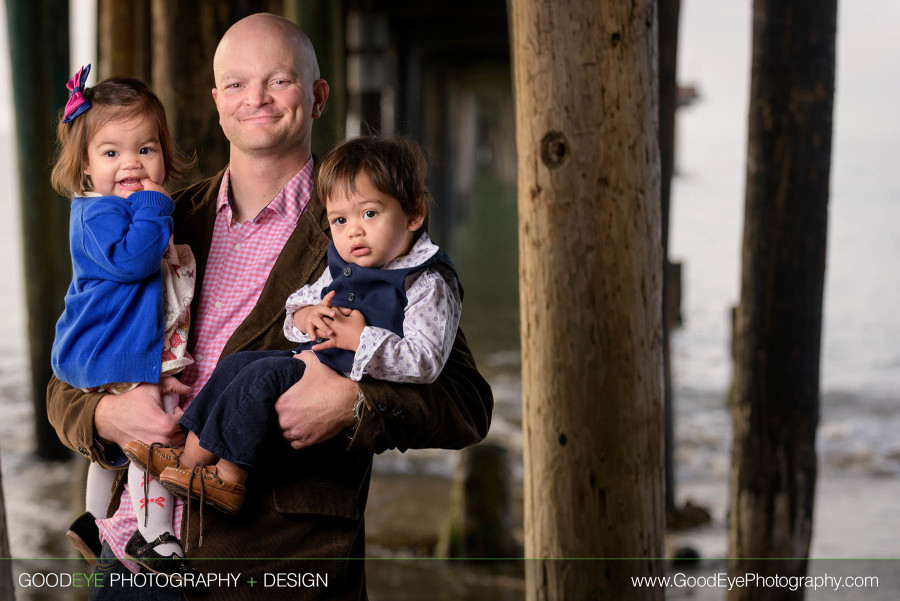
xmin=51 ymin=191 xmax=174 ymax=388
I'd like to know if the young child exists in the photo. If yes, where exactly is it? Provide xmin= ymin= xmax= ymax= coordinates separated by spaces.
xmin=49 ymin=65 xmax=196 ymax=578
xmin=127 ymin=135 xmax=462 ymax=520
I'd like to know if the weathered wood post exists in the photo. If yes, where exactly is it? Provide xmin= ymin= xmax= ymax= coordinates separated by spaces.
xmin=6 ymin=0 xmax=73 ymax=460
xmin=510 ymin=0 xmax=665 ymax=598
xmin=98 ymin=0 xmax=152 ymax=80
xmin=436 ymin=444 xmax=517 ymax=559
xmin=284 ymin=0 xmax=347 ymax=158
xmin=659 ymin=0 xmax=681 ymax=514
xmin=728 ymin=1 xmax=836 ymax=598
xmin=150 ymin=0 xmax=271 ymax=183
xmin=0 ymin=449 xmax=14 ymax=600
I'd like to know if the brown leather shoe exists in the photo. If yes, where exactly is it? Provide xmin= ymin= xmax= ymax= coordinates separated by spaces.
xmin=159 ymin=464 xmax=246 ymax=514
xmin=123 ymin=440 xmax=183 ymax=478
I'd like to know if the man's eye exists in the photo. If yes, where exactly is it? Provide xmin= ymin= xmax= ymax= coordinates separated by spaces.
xmin=363 ymin=210 xmax=377 ymax=219
xmin=227 ymin=82 xmax=242 ymax=89
xmin=104 ymin=151 xmax=118 ymax=158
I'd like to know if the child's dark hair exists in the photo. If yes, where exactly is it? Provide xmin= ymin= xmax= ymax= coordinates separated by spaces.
xmin=315 ymin=135 xmax=433 ymax=233
xmin=51 ymin=77 xmax=195 ymax=197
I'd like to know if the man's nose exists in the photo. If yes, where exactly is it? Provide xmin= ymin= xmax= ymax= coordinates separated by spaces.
xmin=244 ymin=82 xmax=271 ymax=107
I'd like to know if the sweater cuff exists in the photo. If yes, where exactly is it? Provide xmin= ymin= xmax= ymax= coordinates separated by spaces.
xmin=128 ymin=190 xmax=175 ymax=214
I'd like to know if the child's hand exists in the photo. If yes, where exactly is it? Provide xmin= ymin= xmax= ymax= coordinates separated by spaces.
xmin=312 ymin=307 xmax=366 ymax=352
xmin=298 ymin=291 xmax=338 ymax=339
xmin=138 ymin=177 xmax=170 ymax=196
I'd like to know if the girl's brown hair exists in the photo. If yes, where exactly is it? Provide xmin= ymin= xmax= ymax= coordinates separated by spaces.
xmin=315 ymin=135 xmax=433 ymax=233
xmin=50 ymin=77 xmax=195 ymax=197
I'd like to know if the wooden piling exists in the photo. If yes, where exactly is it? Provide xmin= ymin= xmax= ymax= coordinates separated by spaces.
xmin=6 ymin=0 xmax=73 ymax=461
xmin=284 ymin=0 xmax=347 ymax=158
xmin=511 ymin=0 xmax=665 ymax=596
xmin=98 ymin=0 xmax=152 ymax=80
xmin=0 ymin=449 xmax=14 ymax=600
xmin=436 ymin=444 xmax=517 ymax=558
xmin=149 ymin=0 xmax=273 ymax=184
xmin=659 ymin=0 xmax=681 ymax=514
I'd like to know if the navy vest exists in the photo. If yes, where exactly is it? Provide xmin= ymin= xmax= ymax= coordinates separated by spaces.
xmin=296 ymin=241 xmax=462 ymax=373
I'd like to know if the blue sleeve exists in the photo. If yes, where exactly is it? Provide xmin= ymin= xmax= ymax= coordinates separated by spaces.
xmin=79 ymin=192 xmax=174 ymax=282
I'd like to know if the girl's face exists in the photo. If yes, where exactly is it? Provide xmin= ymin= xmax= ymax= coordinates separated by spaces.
xmin=83 ymin=115 xmax=165 ymax=197
xmin=326 ymin=172 xmax=425 ymax=269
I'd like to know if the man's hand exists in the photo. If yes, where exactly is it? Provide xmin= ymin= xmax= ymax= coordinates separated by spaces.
xmin=274 ymin=351 xmax=358 ymax=449
xmin=94 ymin=381 xmax=188 ymax=449
xmin=311 ymin=306 xmax=366 ymax=352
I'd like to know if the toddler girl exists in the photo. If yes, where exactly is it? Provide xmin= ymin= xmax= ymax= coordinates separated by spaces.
xmin=129 ymin=136 xmax=462 ymax=525
xmin=49 ymin=65 xmax=196 ymax=578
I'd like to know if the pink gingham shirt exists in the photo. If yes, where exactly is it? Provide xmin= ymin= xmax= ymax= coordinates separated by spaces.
xmin=96 ymin=158 xmax=315 ymax=567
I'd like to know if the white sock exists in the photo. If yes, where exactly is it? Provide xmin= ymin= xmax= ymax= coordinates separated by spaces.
xmin=86 ymin=462 xmax=115 ymax=518
xmin=127 ymin=463 xmax=183 ymax=557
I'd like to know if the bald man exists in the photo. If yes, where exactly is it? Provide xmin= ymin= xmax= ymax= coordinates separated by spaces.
xmin=48 ymin=13 xmax=492 ymax=601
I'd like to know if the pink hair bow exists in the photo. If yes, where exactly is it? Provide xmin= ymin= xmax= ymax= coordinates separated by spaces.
xmin=62 ymin=64 xmax=91 ymax=123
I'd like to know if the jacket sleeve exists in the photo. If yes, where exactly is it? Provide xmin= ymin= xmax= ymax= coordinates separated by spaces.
xmin=348 ymin=327 xmax=493 ymax=454
xmin=46 ymin=374 xmax=113 ymax=466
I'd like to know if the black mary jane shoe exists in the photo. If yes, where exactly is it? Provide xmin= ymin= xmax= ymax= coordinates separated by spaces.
xmin=66 ymin=512 xmax=102 ymax=566
xmin=124 ymin=530 xmax=197 ymax=582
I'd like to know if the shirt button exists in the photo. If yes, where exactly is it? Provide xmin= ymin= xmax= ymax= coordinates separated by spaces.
xmin=196 ymin=353 xmax=203 ymax=361
xmin=234 ymin=243 xmax=242 ymax=250
xmin=377 ymin=402 xmax=388 ymax=413
xmin=215 ymin=301 xmax=223 ymax=308
xmin=343 ymin=267 xmax=352 ymax=277
xmin=347 ymin=292 xmax=355 ymax=301
xmin=392 ymin=407 xmax=402 ymax=418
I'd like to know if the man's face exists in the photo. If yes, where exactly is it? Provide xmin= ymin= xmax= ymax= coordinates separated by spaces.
xmin=212 ymin=29 xmax=321 ymax=157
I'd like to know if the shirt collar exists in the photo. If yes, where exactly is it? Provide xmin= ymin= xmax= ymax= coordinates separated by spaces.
xmin=383 ymin=232 xmax=439 ymax=270
xmin=215 ymin=157 xmax=315 ymax=223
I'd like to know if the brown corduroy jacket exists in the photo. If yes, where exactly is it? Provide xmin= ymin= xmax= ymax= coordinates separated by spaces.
xmin=46 ymin=169 xmax=494 ymax=600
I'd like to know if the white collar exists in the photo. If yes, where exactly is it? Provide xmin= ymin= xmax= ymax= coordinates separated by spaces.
xmin=382 ymin=233 xmax=439 ymax=270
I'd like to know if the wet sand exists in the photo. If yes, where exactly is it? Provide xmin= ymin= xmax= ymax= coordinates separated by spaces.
xmin=4 ymin=442 xmax=900 ymax=599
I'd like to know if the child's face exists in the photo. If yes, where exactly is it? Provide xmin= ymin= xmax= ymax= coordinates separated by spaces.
xmin=83 ymin=115 xmax=165 ymax=197
xmin=326 ymin=172 xmax=424 ymax=269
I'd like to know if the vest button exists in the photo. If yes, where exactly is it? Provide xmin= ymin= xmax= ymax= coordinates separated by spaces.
xmin=343 ymin=267 xmax=352 ymax=277
xmin=347 ymin=292 xmax=355 ymax=301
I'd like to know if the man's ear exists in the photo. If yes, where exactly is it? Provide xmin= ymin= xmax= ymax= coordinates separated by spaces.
xmin=211 ymin=88 xmax=218 ymax=104
xmin=312 ymin=79 xmax=330 ymax=119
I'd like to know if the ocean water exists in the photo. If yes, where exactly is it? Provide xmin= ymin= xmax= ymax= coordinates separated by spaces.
xmin=668 ymin=0 xmax=900 ymax=484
